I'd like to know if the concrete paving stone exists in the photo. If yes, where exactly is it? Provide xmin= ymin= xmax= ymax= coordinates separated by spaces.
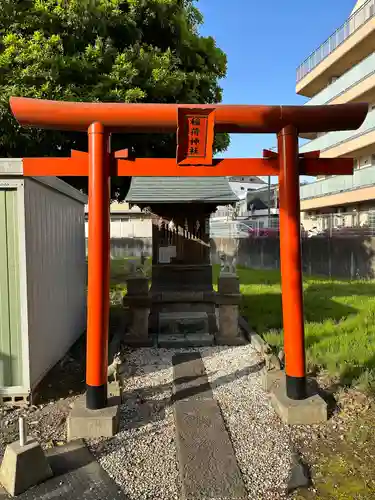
xmin=0 ymin=439 xmax=128 ymax=500
xmin=172 ymin=352 xmax=212 ymax=401
xmin=172 ymin=352 xmax=247 ymax=500
xmin=174 ymin=399 xmax=247 ymax=500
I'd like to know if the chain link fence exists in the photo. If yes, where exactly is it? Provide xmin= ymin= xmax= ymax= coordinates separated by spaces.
xmin=210 ymin=211 xmax=375 ymax=239
xmin=303 ymin=210 xmax=375 ymax=238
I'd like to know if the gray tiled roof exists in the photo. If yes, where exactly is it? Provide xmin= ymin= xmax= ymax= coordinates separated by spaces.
xmin=126 ymin=177 xmax=239 ymax=204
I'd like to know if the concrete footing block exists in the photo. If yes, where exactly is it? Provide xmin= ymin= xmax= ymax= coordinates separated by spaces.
xmin=0 ymin=439 xmax=53 ymax=496
xmin=270 ymin=376 xmax=327 ymax=425
xmin=67 ymin=395 xmax=120 ymax=441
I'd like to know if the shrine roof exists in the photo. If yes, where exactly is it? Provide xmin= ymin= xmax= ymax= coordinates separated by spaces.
xmin=126 ymin=177 xmax=239 ymax=204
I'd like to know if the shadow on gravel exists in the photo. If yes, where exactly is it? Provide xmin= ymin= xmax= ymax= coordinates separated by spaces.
xmin=95 ymin=358 xmax=265 ymax=460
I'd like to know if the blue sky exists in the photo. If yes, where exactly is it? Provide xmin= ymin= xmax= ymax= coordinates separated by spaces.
xmin=198 ymin=0 xmax=356 ymax=181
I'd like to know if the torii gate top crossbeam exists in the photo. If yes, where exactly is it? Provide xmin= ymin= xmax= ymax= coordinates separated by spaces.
xmin=10 ymin=97 xmax=368 ymax=134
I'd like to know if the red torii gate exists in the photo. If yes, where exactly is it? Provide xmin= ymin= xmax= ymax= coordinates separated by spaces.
xmin=10 ymin=97 xmax=368 ymax=410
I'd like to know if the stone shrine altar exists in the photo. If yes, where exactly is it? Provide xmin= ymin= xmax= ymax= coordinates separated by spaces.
xmin=122 ymin=176 xmax=246 ymax=347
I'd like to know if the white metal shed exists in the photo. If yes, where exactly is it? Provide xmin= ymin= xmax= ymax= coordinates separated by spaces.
xmin=0 ymin=159 xmax=87 ymax=404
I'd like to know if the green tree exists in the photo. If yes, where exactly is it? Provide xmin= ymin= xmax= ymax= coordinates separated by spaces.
xmin=0 ymin=0 xmax=229 ymax=200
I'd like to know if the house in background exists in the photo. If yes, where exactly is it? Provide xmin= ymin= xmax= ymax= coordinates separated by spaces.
xmin=297 ymin=0 xmax=375 ymax=234
xmin=245 ymin=184 xmax=279 ymax=228
xmin=84 ymin=201 xmax=152 ymax=239
xmin=213 ymin=176 xmax=267 ymax=220
xmin=228 ymin=176 xmax=267 ymax=199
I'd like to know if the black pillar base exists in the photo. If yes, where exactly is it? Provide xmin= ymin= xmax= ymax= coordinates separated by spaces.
xmin=286 ymin=375 xmax=306 ymax=400
xmin=86 ymin=384 xmax=107 ymax=410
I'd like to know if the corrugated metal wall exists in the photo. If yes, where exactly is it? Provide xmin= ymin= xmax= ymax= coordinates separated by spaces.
xmin=0 ymin=189 xmax=22 ymax=387
xmin=24 ymin=179 xmax=86 ymax=389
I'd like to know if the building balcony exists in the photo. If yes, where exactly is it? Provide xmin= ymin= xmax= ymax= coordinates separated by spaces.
xmin=299 ymin=106 xmax=374 ymax=157
xmin=304 ymin=52 xmax=375 ymax=107
xmin=300 ymin=53 xmax=375 ymax=139
xmin=300 ymin=163 xmax=375 ymax=211
xmin=296 ymin=0 xmax=375 ymax=97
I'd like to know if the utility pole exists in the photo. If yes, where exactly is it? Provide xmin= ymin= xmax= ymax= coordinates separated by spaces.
xmin=267 ymin=175 xmax=271 ymax=226
xmin=267 ymin=146 xmax=276 ymax=227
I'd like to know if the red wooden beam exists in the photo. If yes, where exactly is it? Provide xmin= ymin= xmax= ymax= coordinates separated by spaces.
xmin=10 ymin=97 xmax=369 ymax=134
xmin=263 ymin=149 xmax=278 ymax=159
xmin=300 ymin=157 xmax=353 ymax=176
xmin=71 ymin=149 xmax=88 ymax=158
xmin=115 ymin=158 xmax=279 ymax=176
xmin=113 ymin=149 xmax=129 ymax=159
xmin=23 ymin=156 xmax=354 ymax=177
xmin=23 ymin=157 xmax=278 ymax=177
xmin=300 ymin=150 xmax=320 ymax=159
xmin=23 ymin=157 xmax=88 ymax=176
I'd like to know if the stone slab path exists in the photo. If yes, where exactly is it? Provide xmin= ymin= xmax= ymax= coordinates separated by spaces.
xmin=173 ymin=352 xmax=247 ymax=499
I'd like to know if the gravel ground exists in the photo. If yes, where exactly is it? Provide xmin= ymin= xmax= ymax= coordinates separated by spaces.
xmin=88 ymin=345 xmax=294 ymax=500
xmin=88 ymin=348 xmax=180 ymax=500
xmin=202 ymin=346 xmax=293 ymax=500
xmin=0 ymin=346 xmax=85 ymax=462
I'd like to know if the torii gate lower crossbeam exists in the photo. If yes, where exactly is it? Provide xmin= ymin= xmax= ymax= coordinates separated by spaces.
xmin=9 ymin=98 xmax=368 ymax=410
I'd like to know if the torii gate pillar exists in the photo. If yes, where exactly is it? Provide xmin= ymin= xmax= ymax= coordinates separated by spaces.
xmin=278 ymin=125 xmax=306 ymax=399
xmin=86 ymin=123 xmax=111 ymax=409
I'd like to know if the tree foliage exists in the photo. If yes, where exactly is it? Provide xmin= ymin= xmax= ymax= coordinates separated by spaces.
xmin=0 ymin=0 xmax=229 ymax=200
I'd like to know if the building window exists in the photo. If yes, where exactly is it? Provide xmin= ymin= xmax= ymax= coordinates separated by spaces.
xmin=359 ymin=156 xmax=371 ymax=168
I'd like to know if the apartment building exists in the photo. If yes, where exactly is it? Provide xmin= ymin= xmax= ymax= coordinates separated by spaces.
xmin=297 ymin=0 xmax=375 ymax=232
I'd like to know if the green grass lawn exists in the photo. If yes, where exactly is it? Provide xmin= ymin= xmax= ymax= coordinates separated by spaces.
xmin=213 ymin=266 xmax=375 ymax=393
xmin=110 ymin=259 xmax=375 ymax=392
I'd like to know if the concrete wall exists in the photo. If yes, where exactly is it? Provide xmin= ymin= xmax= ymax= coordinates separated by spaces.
xmin=100 ymin=233 xmax=375 ymax=280
xmin=85 ymin=237 xmax=153 ymax=259
xmin=211 ymin=236 xmax=375 ymax=280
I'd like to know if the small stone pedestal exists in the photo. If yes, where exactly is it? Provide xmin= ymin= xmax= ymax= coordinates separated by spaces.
xmin=127 ymin=274 xmax=149 ymax=296
xmin=218 ymin=272 xmax=240 ymax=295
xmin=0 ymin=439 xmax=52 ymax=496
xmin=215 ymin=273 xmax=246 ymax=346
xmin=123 ymin=275 xmax=152 ymax=347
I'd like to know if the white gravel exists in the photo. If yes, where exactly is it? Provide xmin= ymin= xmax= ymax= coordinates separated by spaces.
xmin=88 ymin=348 xmax=180 ymax=500
xmin=88 ymin=345 xmax=294 ymax=500
xmin=201 ymin=346 xmax=293 ymax=500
